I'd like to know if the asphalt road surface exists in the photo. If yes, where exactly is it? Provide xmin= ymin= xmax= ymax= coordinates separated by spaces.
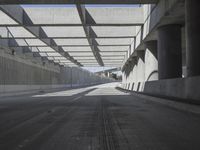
xmin=0 ymin=83 xmax=200 ymax=150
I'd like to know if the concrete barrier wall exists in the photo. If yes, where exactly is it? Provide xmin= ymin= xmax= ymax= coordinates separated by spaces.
xmin=143 ymin=76 xmax=200 ymax=103
xmin=121 ymin=76 xmax=200 ymax=104
xmin=0 ymin=47 xmax=112 ymax=95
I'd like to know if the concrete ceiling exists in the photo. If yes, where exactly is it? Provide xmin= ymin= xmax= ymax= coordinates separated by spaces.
xmin=0 ymin=0 xmax=158 ymax=4
xmin=0 ymin=4 xmax=155 ymax=67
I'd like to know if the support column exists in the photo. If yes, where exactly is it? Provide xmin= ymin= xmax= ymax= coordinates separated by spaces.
xmin=186 ymin=0 xmax=200 ymax=77
xmin=157 ymin=25 xmax=182 ymax=79
xmin=144 ymin=40 xmax=158 ymax=81
xmin=136 ymin=51 xmax=145 ymax=91
xmin=137 ymin=51 xmax=145 ymax=82
xmin=127 ymin=63 xmax=134 ymax=90
xmin=132 ymin=58 xmax=138 ymax=91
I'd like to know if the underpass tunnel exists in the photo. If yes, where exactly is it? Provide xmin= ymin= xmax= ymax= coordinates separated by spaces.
xmin=1 ymin=1 xmax=200 ymax=150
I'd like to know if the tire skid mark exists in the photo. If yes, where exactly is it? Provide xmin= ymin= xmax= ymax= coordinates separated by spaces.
xmin=73 ymin=99 xmax=100 ymax=150
xmin=105 ymin=100 xmax=132 ymax=150
xmin=99 ymin=99 xmax=133 ymax=150
xmin=99 ymin=99 xmax=120 ymax=150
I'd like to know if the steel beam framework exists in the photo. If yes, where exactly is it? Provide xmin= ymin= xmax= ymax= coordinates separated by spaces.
xmin=0 ymin=0 xmax=158 ymax=4
xmin=0 ymin=3 xmax=155 ymax=67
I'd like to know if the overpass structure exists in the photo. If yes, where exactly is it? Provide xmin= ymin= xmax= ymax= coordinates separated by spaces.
xmin=0 ymin=0 xmax=200 ymax=101
xmin=0 ymin=0 xmax=158 ymax=4
xmin=1 ymin=1 xmax=200 ymax=150
xmin=121 ymin=0 xmax=200 ymax=103
xmin=0 ymin=0 xmax=200 ymax=100
xmin=0 ymin=0 xmax=156 ymax=95
xmin=0 ymin=4 xmax=146 ymax=67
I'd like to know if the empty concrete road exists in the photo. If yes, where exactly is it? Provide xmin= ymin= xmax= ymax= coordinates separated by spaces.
xmin=0 ymin=83 xmax=200 ymax=150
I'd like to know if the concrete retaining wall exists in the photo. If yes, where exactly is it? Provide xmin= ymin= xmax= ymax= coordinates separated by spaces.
xmin=0 ymin=47 xmax=112 ymax=96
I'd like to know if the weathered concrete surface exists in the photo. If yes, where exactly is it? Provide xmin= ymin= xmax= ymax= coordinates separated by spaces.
xmin=157 ymin=24 xmax=182 ymax=79
xmin=120 ymin=0 xmax=200 ymax=104
xmin=123 ymin=0 xmax=185 ymax=68
xmin=136 ymin=51 xmax=145 ymax=82
xmin=143 ymin=76 xmax=200 ymax=103
xmin=0 ymin=47 xmax=111 ymax=95
xmin=144 ymin=41 xmax=158 ymax=81
xmin=0 ymin=83 xmax=200 ymax=150
xmin=185 ymin=0 xmax=200 ymax=77
xmin=136 ymin=51 xmax=145 ymax=91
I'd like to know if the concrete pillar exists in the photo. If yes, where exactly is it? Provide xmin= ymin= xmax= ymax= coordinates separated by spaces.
xmin=129 ymin=64 xmax=134 ymax=90
xmin=136 ymin=51 xmax=145 ymax=91
xmin=186 ymin=0 xmax=200 ymax=77
xmin=122 ymin=72 xmax=125 ymax=88
xmin=157 ymin=25 xmax=182 ymax=79
xmin=127 ymin=65 xmax=131 ymax=86
xmin=144 ymin=40 xmax=158 ymax=81
xmin=136 ymin=51 xmax=145 ymax=82
xmin=132 ymin=59 xmax=138 ymax=91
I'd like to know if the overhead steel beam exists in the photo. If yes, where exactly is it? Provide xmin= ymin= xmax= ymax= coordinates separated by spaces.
xmin=73 ymin=58 xmax=96 ymax=60
xmin=102 ymin=58 xmax=124 ymax=60
xmin=66 ymin=51 xmax=127 ymax=52
xmin=3 ymin=43 xmax=131 ymax=47
xmin=72 ymin=59 xmax=123 ymax=61
xmin=0 ymin=5 xmax=82 ymax=66
xmin=67 ymin=56 xmax=124 ymax=58
xmin=0 ymin=36 xmax=136 ymax=39
xmin=0 ymin=24 xmax=143 ymax=27
xmin=71 ymin=55 xmax=126 ymax=57
xmin=76 ymin=4 xmax=104 ymax=66
xmin=21 ymin=50 xmax=127 ymax=53
xmin=0 ymin=0 xmax=158 ymax=4
xmin=0 ymin=4 xmax=137 ymax=67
